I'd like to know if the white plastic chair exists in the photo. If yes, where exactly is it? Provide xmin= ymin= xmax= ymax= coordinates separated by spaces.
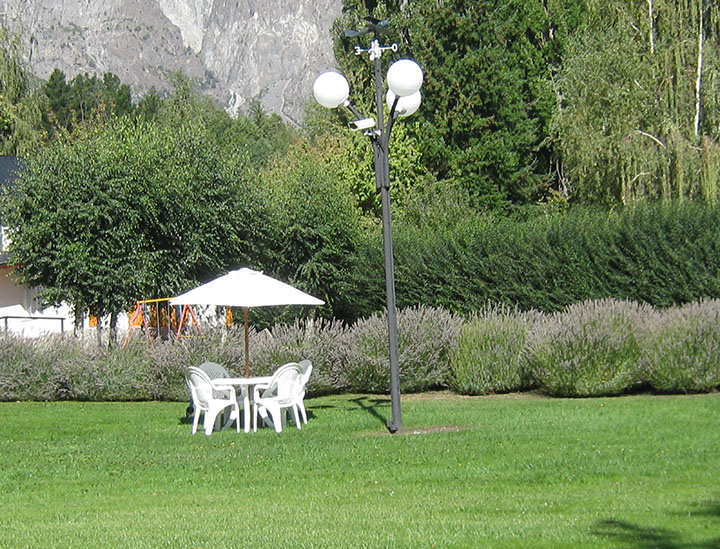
xmin=252 ymin=363 xmax=303 ymax=433
xmin=186 ymin=361 xmax=232 ymax=415
xmin=185 ymin=366 xmax=241 ymax=436
xmin=293 ymin=360 xmax=313 ymax=425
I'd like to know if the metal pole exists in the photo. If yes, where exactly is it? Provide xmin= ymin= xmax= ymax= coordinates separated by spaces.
xmin=380 ymin=182 xmax=402 ymax=433
xmin=372 ymin=44 xmax=402 ymax=434
xmin=244 ymin=307 xmax=250 ymax=377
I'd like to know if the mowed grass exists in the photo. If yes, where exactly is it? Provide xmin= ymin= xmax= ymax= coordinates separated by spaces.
xmin=0 ymin=392 xmax=718 ymax=548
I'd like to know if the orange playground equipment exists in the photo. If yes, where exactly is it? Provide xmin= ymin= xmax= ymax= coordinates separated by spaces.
xmin=122 ymin=298 xmax=201 ymax=348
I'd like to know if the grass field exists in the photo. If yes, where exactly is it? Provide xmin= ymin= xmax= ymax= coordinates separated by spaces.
xmin=1 ymin=392 xmax=718 ymax=547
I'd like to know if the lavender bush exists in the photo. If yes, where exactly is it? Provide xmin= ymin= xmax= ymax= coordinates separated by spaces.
xmin=0 ymin=332 xmax=58 ymax=400
xmin=343 ymin=306 xmax=463 ymax=393
xmin=248 ymin=318 xmax=351 ymax=396
xmin=0 ymin=333 xmax=154 ymax=401
xmin=450 ymin=307 xmax=538 ymax=395
xmin=524 ymin=299 xmax=649 ymax=396
xmin=4 ymin=299 xmax=720 ymax=401
xmin=140 ymin=327 xmax=250 ymax=400
xmin=639 ymin=299 xmax=720 ymax=393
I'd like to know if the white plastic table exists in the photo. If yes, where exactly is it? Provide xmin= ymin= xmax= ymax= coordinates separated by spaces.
xmin=221 ymin=376 xmax=273 ymax=433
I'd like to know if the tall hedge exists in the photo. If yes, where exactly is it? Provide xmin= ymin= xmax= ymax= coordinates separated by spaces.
xmin=347 ymin=199 xmax=720 ymax=317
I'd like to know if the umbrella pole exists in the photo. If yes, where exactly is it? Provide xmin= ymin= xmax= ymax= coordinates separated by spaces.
xmin=244 ymin=307 xmax=250 ymax=377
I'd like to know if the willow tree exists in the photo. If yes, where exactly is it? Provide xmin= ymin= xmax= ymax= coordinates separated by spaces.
xmin=0 ymin=26 xmax=46 ymax=155
xmin=553 ymin=0 xmax=720 ymax=204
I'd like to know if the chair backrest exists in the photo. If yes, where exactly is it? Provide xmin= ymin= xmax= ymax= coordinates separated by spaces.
xmin=198 ymin=362 xmax=231 ymax=398
xmin=186 ymin=366 xmax=215 ymax=409
xmin=298 ymin=360 xmax=312 ymax=377
xmin=261 ymin=363 xmax=303 ymax=401
xmin=199 ymin=361 xmax=230 ymax=379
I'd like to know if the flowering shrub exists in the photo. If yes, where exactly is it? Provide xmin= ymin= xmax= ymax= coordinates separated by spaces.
xmin=249 ymin=318 xmax=351 ymax=396
xmin=450 ymin=307 xmax=537 ymax=395
xmin=639 ymin=300 xmax=720 ymax=393
xmin=2 ymin=299 xmax=720 ymax=401
xmin=343 ymin=306 xmax=463 ymax=393
xmin=0 ymin=332 xmax=57 ymax=401
xmin=524 ymin=299 xmax=648 ymax=396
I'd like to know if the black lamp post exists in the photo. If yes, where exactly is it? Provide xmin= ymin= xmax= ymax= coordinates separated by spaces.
xmin=313 ymin=26 xmax=423 ymax=433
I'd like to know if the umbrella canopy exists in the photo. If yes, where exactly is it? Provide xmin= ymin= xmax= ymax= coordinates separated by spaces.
xmin=170 ymin=268 xmax=324 ymax=308
xmin=170 ymin=268 xmax=324 ymax=375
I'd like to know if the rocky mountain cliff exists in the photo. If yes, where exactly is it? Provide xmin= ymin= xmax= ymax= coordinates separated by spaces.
xmin=0 ymin=0 xmax=343 ymax=125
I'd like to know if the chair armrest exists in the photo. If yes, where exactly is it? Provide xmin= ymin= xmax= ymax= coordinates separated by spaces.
xmin=252 ymin=383 xmax=270 ymax=401
xmin=211 ymin=381 xmax=237 ymax=399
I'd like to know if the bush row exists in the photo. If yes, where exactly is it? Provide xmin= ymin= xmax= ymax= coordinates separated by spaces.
xmin=1 ymin=300 xmax=719 ymax=401
xmin=0 ymin=306 xmax=461 ymax=402
xmin=452 ymin=298 xmax=720 ymax=396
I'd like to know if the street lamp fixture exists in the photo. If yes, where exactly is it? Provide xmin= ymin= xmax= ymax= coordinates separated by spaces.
xmin=313 ymin=27 xmax=423 ymax=434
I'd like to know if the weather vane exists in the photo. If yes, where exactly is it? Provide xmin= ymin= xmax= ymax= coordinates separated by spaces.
xmin=344 ymin=17 xmax=397 ymax=60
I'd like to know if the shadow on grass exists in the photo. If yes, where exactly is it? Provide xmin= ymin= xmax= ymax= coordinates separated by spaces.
xmin=349 ymin=396 xmax=389 ymax=428
xmin=178 ymin=396 xmax=391 ymax=429
xmin=179 ymin=404 xmax=193 ymax=424
xmin=178 ymin=402 xmax=328 ymax=427
xmin=593 ymin=499 xmax=720 ymax=548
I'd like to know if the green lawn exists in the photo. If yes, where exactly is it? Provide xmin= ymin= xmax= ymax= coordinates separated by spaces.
xmin=0 ymin=393 xmax=718 ymax=548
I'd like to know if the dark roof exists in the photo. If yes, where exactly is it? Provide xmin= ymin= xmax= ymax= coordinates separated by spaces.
xmin=0 ymin=156 xmax=23 ymax=266
xmin=0 ymin=156 xmax=23 ymax=188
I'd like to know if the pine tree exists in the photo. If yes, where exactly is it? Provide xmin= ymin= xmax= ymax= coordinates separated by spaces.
xmin=42 ymin=68 xmax=72 ymax=130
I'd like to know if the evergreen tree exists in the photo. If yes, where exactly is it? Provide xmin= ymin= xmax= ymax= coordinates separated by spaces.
xmin=331 ymin=0 xmax=586 ymax=210
xmin=42 ymin=68 xmax=72 ymax=130
xmin=135 ymin=87 xmax=162 ymax=122
xmin=101 ymin=72 xmax=133 ymax=117
xmin=68 ymin=73 xmax=100 ymax=124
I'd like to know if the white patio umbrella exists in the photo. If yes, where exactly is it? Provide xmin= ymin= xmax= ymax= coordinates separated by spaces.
xmin=169 ymin=268 xmax=324 ymax=376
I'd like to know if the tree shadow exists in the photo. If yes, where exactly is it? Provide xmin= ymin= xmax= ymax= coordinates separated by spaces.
xmin=593 ymin=520 xmax=682 ymax=549
xmin=349 ymin=396 xmax=389 ymax=428
xmin=684 ymin=501 xmax=720 ymax=520
xmin=592 ymin=500 xmax=720 ymax=548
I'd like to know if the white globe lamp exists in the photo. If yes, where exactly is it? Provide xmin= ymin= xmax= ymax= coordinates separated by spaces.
xmin=386 ymin=89 xmax=422 ymax=117
xmin=313 ymin=71 xmax=350 ymax=109
xmin=386 ymin=59 xmax=423 ymax=97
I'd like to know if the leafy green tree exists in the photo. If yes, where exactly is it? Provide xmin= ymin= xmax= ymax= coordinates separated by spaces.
xmin=152 ymin=73 xmax=294 ymax=174
xmin=208 ymin=101 xmax=295 ymax=171
xmin=303 ymin=110 xmax=434 ymax=216
xmin=0 ymin=116 xmax=267 ymax=334
xmin=259 ymin=139 xmax=364 ymax=322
